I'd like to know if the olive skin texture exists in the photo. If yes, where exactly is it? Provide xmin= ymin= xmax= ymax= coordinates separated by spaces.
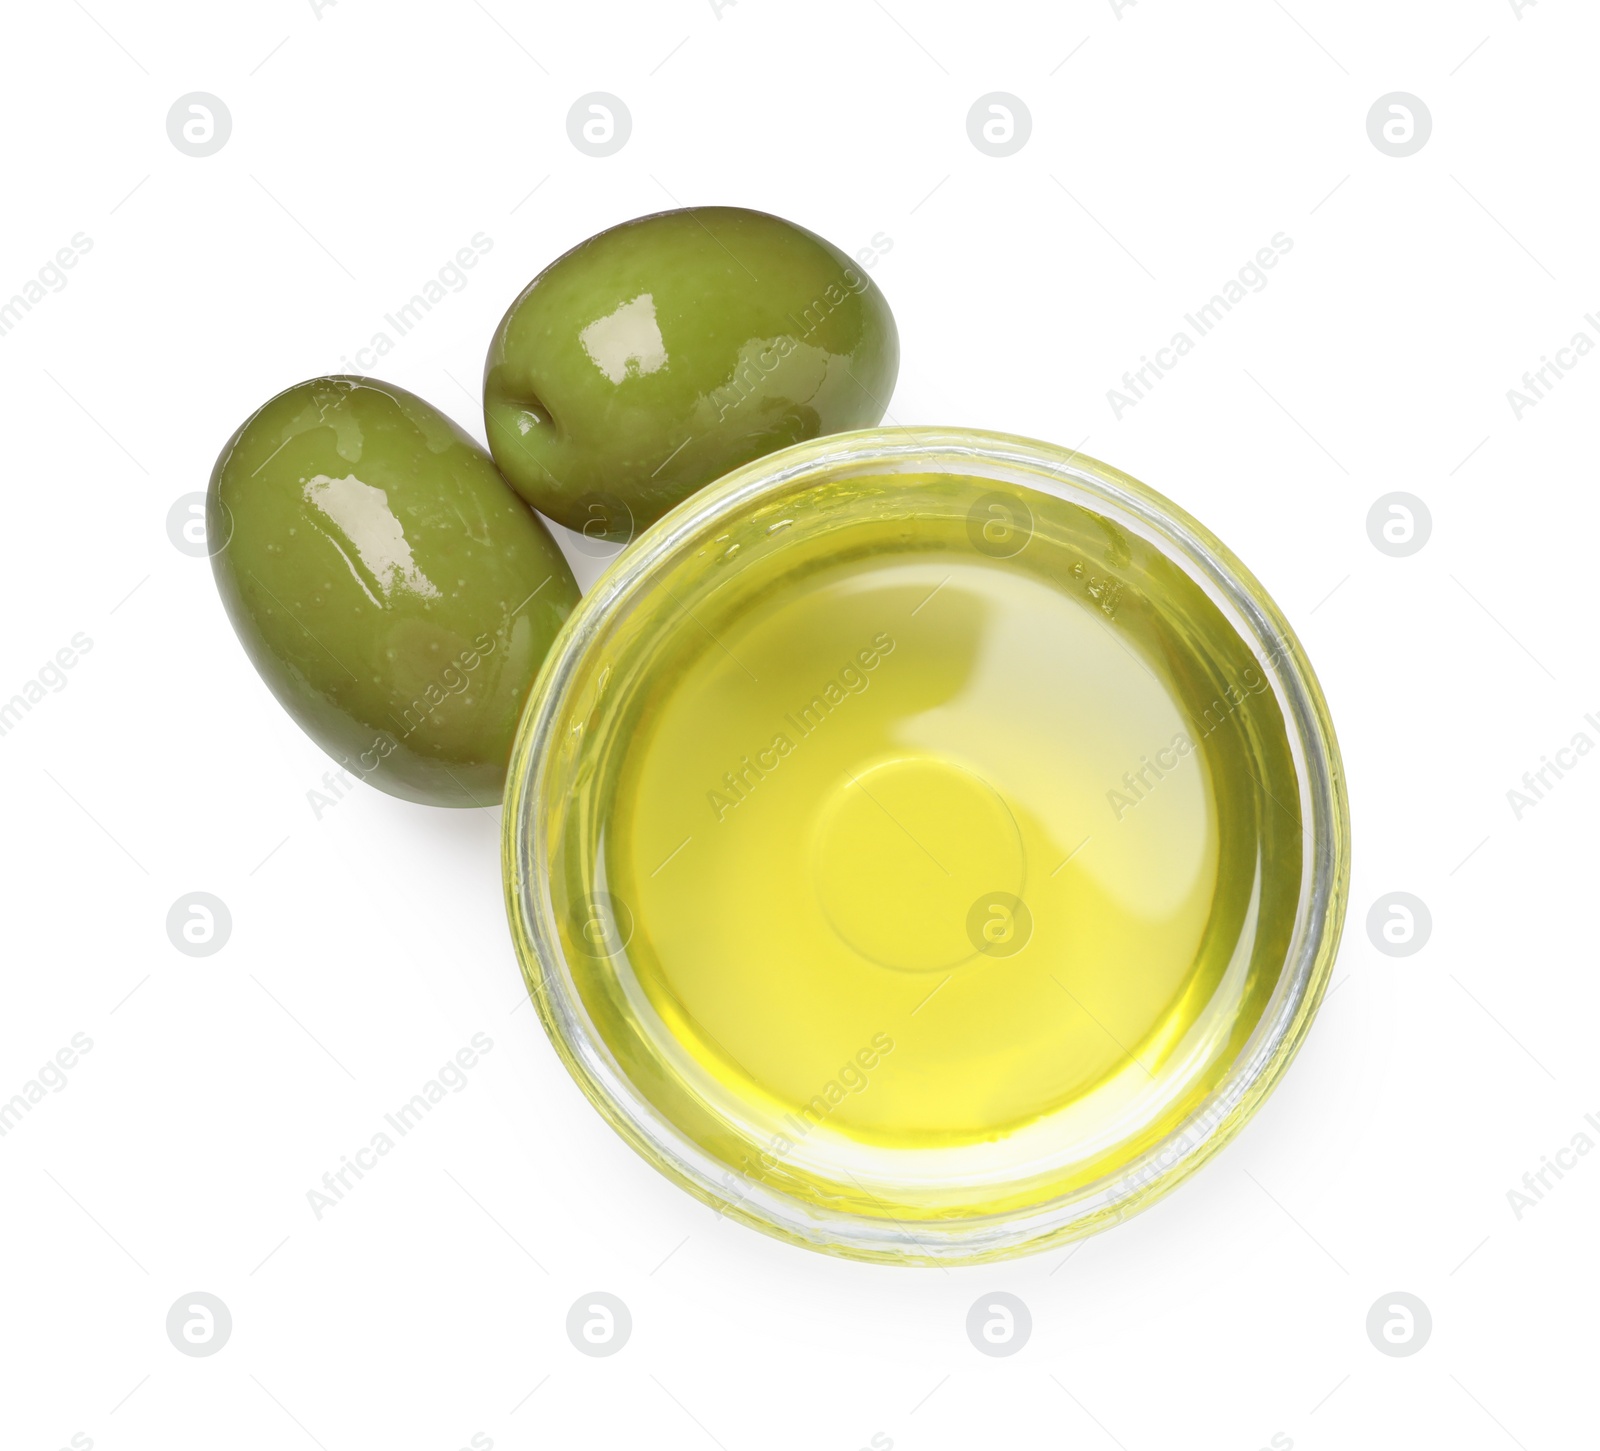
xmin=208 ymin=376 xmax=580 ymax=807
xmin=482 ymin=206 xmax=899 ymax=538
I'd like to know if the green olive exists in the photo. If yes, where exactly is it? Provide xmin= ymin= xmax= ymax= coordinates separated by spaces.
xmin=208 ymin=376 xmax=579 ymax=807
xmin=482 ymin=206 xmax=899 ymax=538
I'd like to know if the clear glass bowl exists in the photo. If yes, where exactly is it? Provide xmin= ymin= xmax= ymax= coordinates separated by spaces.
xmin=502 ymin=428 xmax=1350 ymax=1264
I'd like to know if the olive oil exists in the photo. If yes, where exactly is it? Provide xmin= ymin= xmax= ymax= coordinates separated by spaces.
xmin=544 ymin=469 xmax=1305 ymax=1226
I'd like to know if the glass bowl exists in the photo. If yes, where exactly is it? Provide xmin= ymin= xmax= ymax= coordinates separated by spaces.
xmin=502 ymin=427 xmax=1349 ymax=1265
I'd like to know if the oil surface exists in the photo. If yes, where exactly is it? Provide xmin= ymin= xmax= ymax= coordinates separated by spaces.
xmin=551 ymin=473 xmax=1303 ymax=1219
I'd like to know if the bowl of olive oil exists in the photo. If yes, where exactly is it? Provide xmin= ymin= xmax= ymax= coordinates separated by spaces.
xmin=503 ymin=428 xmax=1349 ymax=1264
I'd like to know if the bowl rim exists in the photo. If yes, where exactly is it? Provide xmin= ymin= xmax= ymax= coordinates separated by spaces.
xmin=502 ymin=425 xmax=1351 ymax=1265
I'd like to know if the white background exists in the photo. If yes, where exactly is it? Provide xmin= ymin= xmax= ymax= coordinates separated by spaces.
xmin=1 ymin=1 xmax=1594 ymax=1448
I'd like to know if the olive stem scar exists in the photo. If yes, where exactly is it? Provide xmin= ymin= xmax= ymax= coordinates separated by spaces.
xmin=448 ymin=366 xmax=563 ymax=486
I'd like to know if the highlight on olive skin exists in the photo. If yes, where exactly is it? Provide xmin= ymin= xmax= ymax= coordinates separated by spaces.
xmin=482 ymin=206 xmax=900 ymax=539
xmin=207 ymin=375 xmax=579 ymax=808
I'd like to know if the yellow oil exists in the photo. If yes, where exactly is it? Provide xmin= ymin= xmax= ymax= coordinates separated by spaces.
xmin=547 ymin=471 xmax=1303 ymax=1222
